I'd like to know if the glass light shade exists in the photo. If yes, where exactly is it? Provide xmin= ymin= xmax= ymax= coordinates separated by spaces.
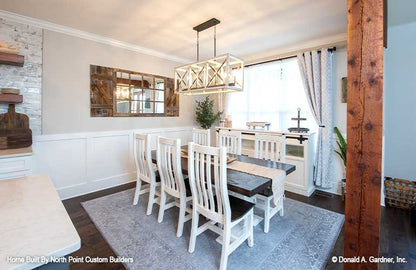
xmin=174 ymin=54 xmax=244 ymax=95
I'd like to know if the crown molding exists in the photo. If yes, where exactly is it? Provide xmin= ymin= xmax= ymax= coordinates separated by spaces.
xmin=0 ymin=9 xmax=191 ymax=64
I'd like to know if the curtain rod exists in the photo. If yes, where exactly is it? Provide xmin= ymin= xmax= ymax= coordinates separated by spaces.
xmin=245 ymin=47 xmax=336 ymax=68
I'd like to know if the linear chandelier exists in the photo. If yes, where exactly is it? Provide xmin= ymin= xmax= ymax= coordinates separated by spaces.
xmin=174 ymin=18 xmax=244 ymax=95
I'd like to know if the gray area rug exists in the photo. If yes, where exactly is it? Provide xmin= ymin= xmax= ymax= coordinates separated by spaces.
xmin=82 ymin=189 xmax=344 ymax=270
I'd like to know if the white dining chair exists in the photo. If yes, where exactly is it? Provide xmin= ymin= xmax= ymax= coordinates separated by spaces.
xmin=156 ymin=136 xmax=192 ymax=237
xmin=187 ymin=142 xmax=254 ymax=270
xmin=254 ymin=133 xmax=286 ymax=162
xmin=133 ymin=133 xmax=160 ymax=215
xmin=192 ymin=128 xmax=211 ymax=146
xmin=254 ymin=133 xmax=286 ymax=233
xmin=217 ymin=130 xmax=242 ymax=155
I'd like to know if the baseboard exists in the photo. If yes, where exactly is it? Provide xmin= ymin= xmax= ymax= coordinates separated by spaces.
xmin=285 ymin=183 xmax=316 ymax=197
xmin=316 ymin=183 xmax=386 ymax=206
xmin=316 ymin=187 xmax=341 ymax=196
xmin=57 ymin=172 xmax=136 ymax=200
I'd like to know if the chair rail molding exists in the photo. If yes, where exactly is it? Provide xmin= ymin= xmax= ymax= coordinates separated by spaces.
xmin=32 ymin=126 xmax=195 ymax=199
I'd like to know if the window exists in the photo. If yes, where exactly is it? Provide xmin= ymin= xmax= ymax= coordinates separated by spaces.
xmin=226 ymin=58 xmax=317 ymax=132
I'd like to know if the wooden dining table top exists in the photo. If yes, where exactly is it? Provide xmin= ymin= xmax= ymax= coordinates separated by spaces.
xmin=151 ymin=146 xmax=296 ymax=197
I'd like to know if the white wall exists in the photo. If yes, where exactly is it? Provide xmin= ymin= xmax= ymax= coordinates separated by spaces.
xmin=42 ymin=30 xmax=198 ymax=134
xmin=37 ymin=30 xmax=205 ymax=198
xmin=332 ymin=48 xmax=347 ymax=134
xmin=384 ymin=21 xmax=416 ymax=180
xmin=326 ymin=48 xmax=348 ymax=194
xmin=33 ymin=126 xmax=195 ymax=199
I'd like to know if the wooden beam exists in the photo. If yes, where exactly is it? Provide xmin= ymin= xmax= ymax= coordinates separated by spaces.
xmin=344 ymin=0 xmax=384 ymax=268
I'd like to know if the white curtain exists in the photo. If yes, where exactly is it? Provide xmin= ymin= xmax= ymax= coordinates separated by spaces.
xmin=226 ymin=58 xmax=316 ymax=132
xmin=297 ymin=49 xmax=333 ymax=188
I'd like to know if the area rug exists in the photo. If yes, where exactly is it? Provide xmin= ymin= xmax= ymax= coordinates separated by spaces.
xmin=82 ymin=189 xmax=344 ymax=270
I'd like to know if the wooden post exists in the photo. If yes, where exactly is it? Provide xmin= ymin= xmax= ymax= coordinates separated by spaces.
xmin=344 ymin=0 xmax=384 ymax=268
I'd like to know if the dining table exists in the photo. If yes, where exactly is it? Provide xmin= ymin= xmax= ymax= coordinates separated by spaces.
xmin=151 ymin=145 xmax=296 ymax=198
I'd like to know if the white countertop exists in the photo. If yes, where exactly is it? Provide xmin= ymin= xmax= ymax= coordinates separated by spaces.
xmin=0 ymin=174 xmax=81 ymax=270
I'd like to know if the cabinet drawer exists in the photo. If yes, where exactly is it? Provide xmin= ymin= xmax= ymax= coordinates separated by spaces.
xmin=0 ymin=156 xmax=32 ymax=174
xmin=0 ymin=170 xmax=30 ymax=180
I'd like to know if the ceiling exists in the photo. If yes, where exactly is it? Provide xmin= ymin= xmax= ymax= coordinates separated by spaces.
xmin=0 ymin=0 xmax=348 ymax=62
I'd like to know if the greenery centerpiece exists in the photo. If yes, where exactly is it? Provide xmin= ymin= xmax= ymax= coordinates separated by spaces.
xmin=195 ymin=97 xmax=222 ymax=129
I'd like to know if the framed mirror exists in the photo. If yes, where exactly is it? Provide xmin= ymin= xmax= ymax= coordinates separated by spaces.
xmin=90 ymin=65 xmax=179 ymax=117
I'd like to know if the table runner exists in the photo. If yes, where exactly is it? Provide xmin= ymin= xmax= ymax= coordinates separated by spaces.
xmin=227 ymin=160 xmax=286 ymax=205
xmin=181 ymin=149 xmax=236 ymax=163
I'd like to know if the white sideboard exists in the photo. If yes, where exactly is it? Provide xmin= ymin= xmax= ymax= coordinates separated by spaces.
xmin=0 ymin=147 xmax=33 ymax=180
xmin=216 ymin=127 xmax=317 ymax=197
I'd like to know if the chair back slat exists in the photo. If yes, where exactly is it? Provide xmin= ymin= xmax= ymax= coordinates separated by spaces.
xmin=218 ymin=130 xmax=242 ymax=155
xmin=205 ymin=154 xmax=216 ymax=213
xmin=192 ymin=128 xmax=211 ymax=146
xmin=134 ymin=133 xmax=154 ymax=183
xmin=254 ymin=133 xmax=286 ymax=162
xmin=194 ymin=152 xmax=203 ymax=205
xmin=157 ymin=136 xmax=184 ymax=198
xmin=188 ymin=142 xmax=230 ymax=224
xmin=199 ymin=153 xmax=209 ymax=209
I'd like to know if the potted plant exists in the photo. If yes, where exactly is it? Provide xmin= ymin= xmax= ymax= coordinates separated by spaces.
xmin=334 ymin=127 xmax=347 ymax=199
xmin=195 ymin=97 xmax=222 ymax=129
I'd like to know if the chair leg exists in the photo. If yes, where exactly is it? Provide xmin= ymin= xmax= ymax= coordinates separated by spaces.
xmin=279 ymin=201 xmax=284 ymax=216
xmin=280 ymin=194 xmax=286 ymax=216
xmin=247 ymin=210 xmax=254 ymax=247
xmin=188 ymin=211 xmax=199 ymax=253
xmin=220 ymin=223 xmax=231 ymax=270
xmin=264 ymin=197 xmax=271 ymax=233
xmin=158 ymin=189 xmax=166 ymax=223
xmin=176 ymin=198 xmax=186 ymax=237
xmin=146 ymin=183 xmax=156 ymax=216
xmin=133 ymin=178 xmax=142 ymax=205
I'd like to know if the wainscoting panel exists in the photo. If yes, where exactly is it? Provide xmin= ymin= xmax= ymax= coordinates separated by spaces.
xmin=33 ymin=136 xmax=87 ymax=190
xmin=32 ymin=127 xmax=195 ymax=200
xmin=88 ymin=133 xmax=132 ymax=182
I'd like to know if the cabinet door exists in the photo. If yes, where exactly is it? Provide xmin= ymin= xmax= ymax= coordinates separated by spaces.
xmin=285 ymin=157 xmax=305 ymax=189
xmin=285 ymin=138 xmax=305 ymax=158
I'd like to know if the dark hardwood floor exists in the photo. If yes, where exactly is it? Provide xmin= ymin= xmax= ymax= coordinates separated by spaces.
xmin=63 ymin=184 xmax=416 ymax=270
xmin=63 ymin=183 xmax=135 ymax=270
